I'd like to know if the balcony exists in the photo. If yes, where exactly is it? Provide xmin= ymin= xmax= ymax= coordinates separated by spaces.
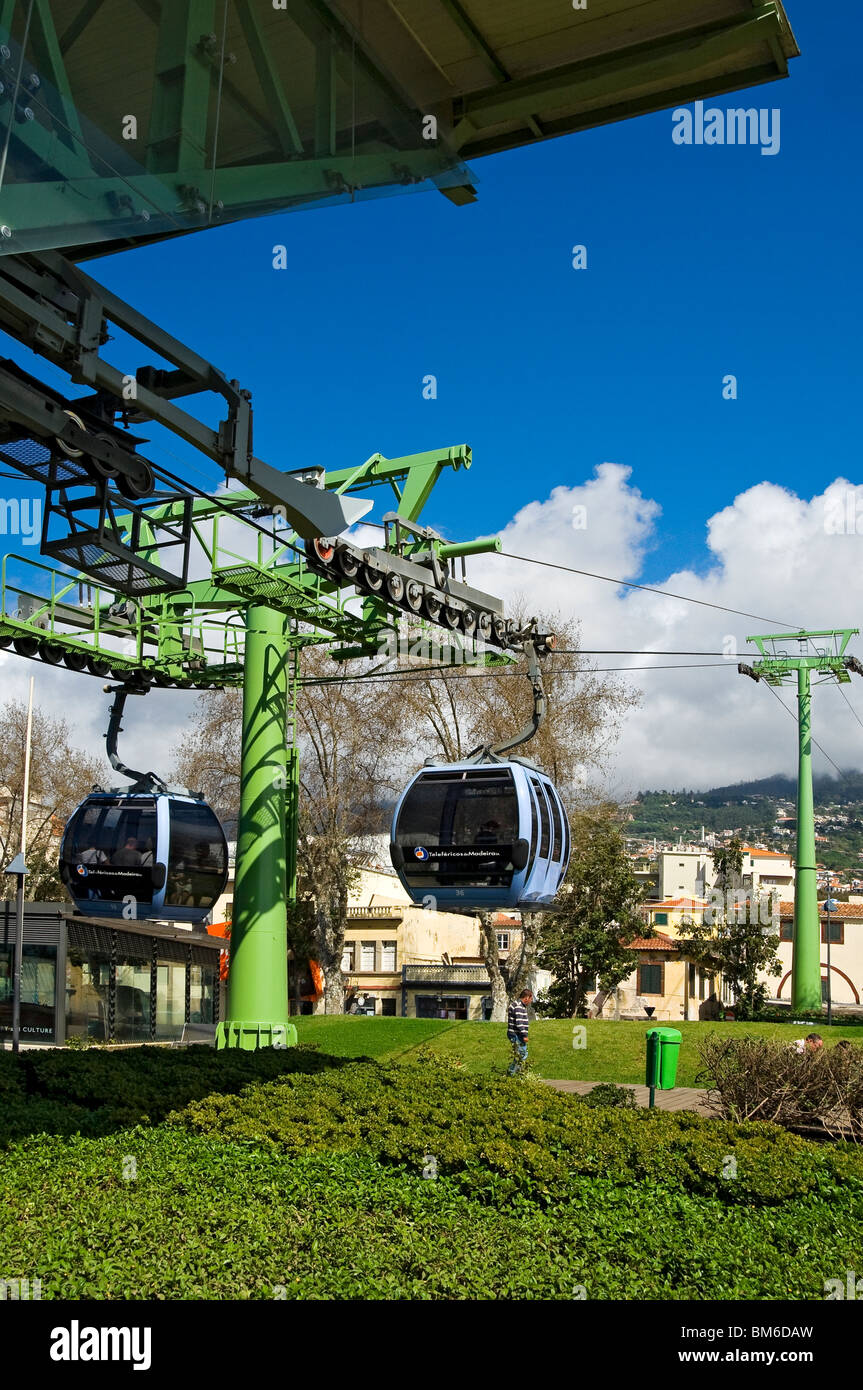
xmin=403 ymin=964 xmax=490 ymax=986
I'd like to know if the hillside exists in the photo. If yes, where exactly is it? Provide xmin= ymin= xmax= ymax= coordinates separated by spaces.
xmin=629 ymin=773 xmax=863 ymax=876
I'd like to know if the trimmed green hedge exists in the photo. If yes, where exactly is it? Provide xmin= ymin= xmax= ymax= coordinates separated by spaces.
xmin=168 ymin=1055 xmax=863 ymax=1208
xmin=0 ymin=1128 xmax=860 ymax=1300
xmin=2 ymin=1048 xmax=861 ymax=1299
xmin=0 ymin=1044 xmax=347 ymax=1142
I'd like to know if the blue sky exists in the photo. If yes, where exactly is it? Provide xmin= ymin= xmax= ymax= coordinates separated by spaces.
xmin=50 ymin=1 xmax=856 ymax=584
xmin=3 ymin=6 xmax=863 ymax=788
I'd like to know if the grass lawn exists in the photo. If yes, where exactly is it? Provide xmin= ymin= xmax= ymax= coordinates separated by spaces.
xmin=293 ymin=1016 xmax=863 ymax=1086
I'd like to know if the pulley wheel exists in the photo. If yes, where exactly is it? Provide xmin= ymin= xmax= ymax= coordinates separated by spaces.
xmin=362 ymin=562 xmax=384 ymax=592
xmin=423 ymin=591 xmax=442 ymax=623
xmin=477 ymin=612 xmax=493 ymax=640
xmin=405 ymin=581 xmax=424 ymax=612
xmin=63 ymin=650 xmax=88 ymax=671
xmin=39 ymin=644 xmax=64 ymax=665
xmin=312 ymin=537 xmax=336 ymax=565
xmin=55 ymin=409 xmax=86 ymax=459
xmin=337 ymin=546 xmax=360 ymax=579
xmin=460 ymin=609 xmax=477 ymax=636
xmin=492 ymin=616 xmax=509 ymax=646
xmin=386 ymin=573 xmax=404 ymax=603
xmin=443 ymin=606 xmax=461 ymax=629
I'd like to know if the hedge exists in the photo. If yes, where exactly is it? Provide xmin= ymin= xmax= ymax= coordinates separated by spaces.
xmin=167 ymin=1054 xmax=863 ymax=1208
xmin=0 ymin=1129 xmax=860 ymax=1300
xmin=0 ymin=1044 xmax=347 ymax=1143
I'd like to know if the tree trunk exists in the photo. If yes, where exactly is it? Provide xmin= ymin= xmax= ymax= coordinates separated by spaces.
xmin=479 ymin=914 xmax=508 ymax=1020
xmin=506 ymin=912 xmax=543 ymax=998
xmin=312 ymin=883 xmax=347 ymax=1015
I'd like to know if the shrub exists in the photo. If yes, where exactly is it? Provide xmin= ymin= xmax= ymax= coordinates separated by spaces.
xmin=578 ymin=1083 xmax=638 ymax=1110
xmin=1 ymin=1130 xmax=859 ymax=1300
xmin=698 ymin=1034 xmax=863 ymax=1139
xmin=168 ymin=1054 xmax=863 ymax=1207
xmin=0 ymin=1044 xmax=353 ymax=1143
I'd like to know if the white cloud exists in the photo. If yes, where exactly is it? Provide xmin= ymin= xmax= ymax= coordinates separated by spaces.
xmin=471 ymin=468 xmax=863 ymax=795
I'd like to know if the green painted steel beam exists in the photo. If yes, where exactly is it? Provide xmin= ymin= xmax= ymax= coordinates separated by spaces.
xmin=741 ymin=627 xmax=862 ymax=1014
xmin=30 ymin=0 xmax=88 ymax=155
xmin=146 ymin=0 xmax=216 ymax=176
xmin=0 ymin=146 xmax=466 ymax=246
xmin=59 ymin=0 xmax=108 ymax=55
xmin=791 ymin=664 xmax=820 ymax=1012
xmin=234 ymin=0 xmax=303 ymax=156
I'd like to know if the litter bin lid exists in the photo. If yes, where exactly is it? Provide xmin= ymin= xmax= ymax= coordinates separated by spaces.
xmin=646 ymin=1027 xmax=682 ymax=1042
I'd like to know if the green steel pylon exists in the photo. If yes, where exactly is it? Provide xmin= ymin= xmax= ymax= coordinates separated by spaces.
xmin=739 ymin=629 xmax=861 ymax=1013
xmin=216 ymin=604 xmax=297 ymax=1050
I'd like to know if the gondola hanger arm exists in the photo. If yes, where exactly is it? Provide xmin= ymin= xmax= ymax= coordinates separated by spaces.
xmin=104 ymin=683 xmax=168 ymax=794
xmin=466 ymin=632 xmax=551 ymax=762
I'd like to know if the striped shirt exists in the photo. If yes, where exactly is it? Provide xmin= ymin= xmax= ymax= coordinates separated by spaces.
xmin=507 ymin=1000 xmax=529 ymax=1040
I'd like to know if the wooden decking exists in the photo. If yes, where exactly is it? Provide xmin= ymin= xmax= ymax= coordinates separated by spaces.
xmin=542 ymin=1079 xmax=717 ymax=1115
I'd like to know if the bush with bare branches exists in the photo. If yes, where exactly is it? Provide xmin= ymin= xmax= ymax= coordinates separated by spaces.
xmin=698 ymin=1035 xmax=863 ymax=1141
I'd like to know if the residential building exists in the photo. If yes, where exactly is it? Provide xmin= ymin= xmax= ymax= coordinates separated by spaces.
xmin=771 ymin=900 xmax=863 ymax=1008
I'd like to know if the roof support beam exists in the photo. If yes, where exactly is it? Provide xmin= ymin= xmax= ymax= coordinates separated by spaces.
xmin=59 ymin=0 xmax=107 ymax=55
xmin=234 ymin=0 xmax=303 ymax=156
xmin=451 ymin=7 xmax=789 ymax=149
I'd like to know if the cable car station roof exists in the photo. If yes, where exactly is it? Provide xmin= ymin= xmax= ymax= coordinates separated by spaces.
xmin=0 ymin=1 xmax=798 ymax=260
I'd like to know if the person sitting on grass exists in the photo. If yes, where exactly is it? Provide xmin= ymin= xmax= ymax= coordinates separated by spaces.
xmin=507 ymin=988 xmax=532 ymax=1076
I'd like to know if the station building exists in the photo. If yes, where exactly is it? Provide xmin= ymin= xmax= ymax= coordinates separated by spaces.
xmin=0 ymin=899 xmax=223 ymax=1046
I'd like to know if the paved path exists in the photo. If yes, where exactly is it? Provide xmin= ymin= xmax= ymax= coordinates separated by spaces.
xmin=542 ymin=1079 xmax=717 ymax=1115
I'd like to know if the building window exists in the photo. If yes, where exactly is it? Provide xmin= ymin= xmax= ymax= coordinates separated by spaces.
xmin=497 ymin=931 xmax=510 ymax=951
xmin=189 ymin=964 xmax=217 ymax=1026
xmin=654 ymin=912 xmax=668 ymax=926
xmin=341 ymin=942 xmax=355 ymax=973
xmin=780 ymin=922 xmax=793 ymax=941
xmin=115 ymin=955 xmax=151 ymax=1042
xmin=688 ymin=963 xmax=696 ymax=994
xmin=415 ymin=994 xmax=469 ymax=1020
xmin=638 ymin=962 xmax=664 ymax=995
xmin=155 ymin=961 xmax=186 ymax=1042
xmin=380 ymin=940 xmax=397 ymax=971
xmin=360 ymin=941 xmax=375 ymax=972
xmin=65 ymin=947 xmax=111 ymax=1040
xmin=821 ymin=921 xmax=844 ymax=945
xmin=381 ymin=998 xmax=397 ymax=1017
xmin=0 ymin=943 xmax=57 ymax=1043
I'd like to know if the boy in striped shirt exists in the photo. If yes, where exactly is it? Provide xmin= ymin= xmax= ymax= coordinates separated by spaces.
xmin=506 ymin=988 xmax=533 ymax=1076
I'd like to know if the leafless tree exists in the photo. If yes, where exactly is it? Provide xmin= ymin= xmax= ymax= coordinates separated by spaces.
xmin=0 ymin=699 xmax=104 ymax=901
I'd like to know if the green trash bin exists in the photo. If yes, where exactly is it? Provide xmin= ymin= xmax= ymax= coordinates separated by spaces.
xmin=645 ymin=1027 xmax=682 ymax=1091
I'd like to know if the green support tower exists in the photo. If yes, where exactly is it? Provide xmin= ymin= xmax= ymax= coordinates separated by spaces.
xmin=216 ymin=605 xmax=297 ymax=1050
xmin=739 ymin=630 xmax=862 ymax=1013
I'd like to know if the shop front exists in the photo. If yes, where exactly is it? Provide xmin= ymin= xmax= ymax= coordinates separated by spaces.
xmin=0 ymin=901 xmax=223 ymax=1045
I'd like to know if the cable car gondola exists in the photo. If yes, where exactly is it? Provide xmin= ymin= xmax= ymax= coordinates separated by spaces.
xmin=390 ymin=635 xmax=570 ymax=910
xmin=59 ymin=684 xmax=228 ymax=925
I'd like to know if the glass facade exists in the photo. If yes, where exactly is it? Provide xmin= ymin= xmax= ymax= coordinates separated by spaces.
xmin=189 ymin=965 xmax=215 ymax=1026
xmin=115 ymin=956 xmax=151 ymax=1043
xmin=1 ymin=907 xmax=222 ymax=1045
xmin=66 ymin=947 xmax=111 ymax=1041
xmin=0 ymin=943 xmax=57 ymax=1042
xmin=155 ymin=962 xmax=187 ymax=1042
